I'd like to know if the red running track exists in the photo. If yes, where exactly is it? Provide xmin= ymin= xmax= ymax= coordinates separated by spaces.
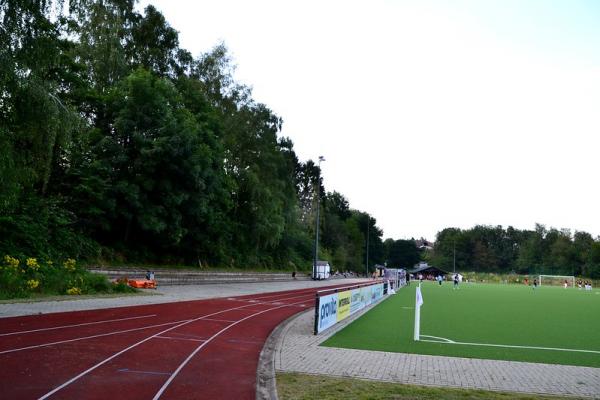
xmin=0 ymin=284 xmax=348 ymax=400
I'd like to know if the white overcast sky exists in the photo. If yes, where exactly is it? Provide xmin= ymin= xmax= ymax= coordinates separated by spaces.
xmin=139 ymin=0 xmax=600 ymax=241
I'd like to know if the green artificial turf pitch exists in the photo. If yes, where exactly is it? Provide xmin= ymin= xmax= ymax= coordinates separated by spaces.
xmin=322 ymin=283 xmax=600 ymax=367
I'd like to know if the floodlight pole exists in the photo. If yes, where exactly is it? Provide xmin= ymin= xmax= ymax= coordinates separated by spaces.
xmin=365 ymin=216 xmax=370 ymax=278
xmin=453 ymin=240 xmax=456 ymax=273
xmin=313 ymin=156 xmax=325 ymax=279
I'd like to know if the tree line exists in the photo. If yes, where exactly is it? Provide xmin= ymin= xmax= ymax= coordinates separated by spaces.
xmin=2 ymin=2 xmax=598 ymax=278
xmin=429 ymin=225 xmax=600 ymax=279
xmin=0 ymin=0 xmax=386 ymax=271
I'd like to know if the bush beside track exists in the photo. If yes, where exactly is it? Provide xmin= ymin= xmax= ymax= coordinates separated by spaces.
xmin=0 ymin=255 xmax=135 ymax=299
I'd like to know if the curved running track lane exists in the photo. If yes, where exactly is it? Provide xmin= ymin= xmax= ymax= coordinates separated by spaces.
xmin=0 ymin=284 xmax=350 ymax=399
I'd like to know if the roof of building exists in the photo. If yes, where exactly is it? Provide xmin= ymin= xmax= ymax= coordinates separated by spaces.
xmin=409 ymin=263 xmax=448 ymax=274
xmin=415 ymin=238 xmax=434 ymax=249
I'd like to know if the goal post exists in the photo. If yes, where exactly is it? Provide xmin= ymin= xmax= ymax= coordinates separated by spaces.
xmin=539 ymin=275 xmax=575 ymax=288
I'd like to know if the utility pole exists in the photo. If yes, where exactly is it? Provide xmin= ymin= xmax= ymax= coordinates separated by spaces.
xmin=312 ymin=156 xmax=325 ymax=279
xmin=365 ymin=216 xmax=370 ymax=278
xmin=453 ymin=240 xmax=456 ymax=273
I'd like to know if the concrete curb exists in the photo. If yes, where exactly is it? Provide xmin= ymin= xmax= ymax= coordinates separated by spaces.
xmin=255 ymin=294 xmax=388 ymax=400
xmin=256 ymin=312 xmax=302 ymax=400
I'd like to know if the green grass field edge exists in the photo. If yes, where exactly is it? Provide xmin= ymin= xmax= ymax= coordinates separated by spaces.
xmin=276 ymin=372 xmax=585 ymax=400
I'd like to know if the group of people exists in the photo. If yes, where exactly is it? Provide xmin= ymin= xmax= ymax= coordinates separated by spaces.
xmin=523 ymin=277 xmax=593 ymax=290
xmin=523 ymin=278 xmax=540 ymax=290
xmin=576 ymin=279 xmax=593 ymax=290
xmin=416 ymin=273 xmax=460 ymax=289
xmin=406 ymin=274 xmax=460 ymax=289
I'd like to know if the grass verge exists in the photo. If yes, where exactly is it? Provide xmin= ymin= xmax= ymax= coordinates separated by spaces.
xmin=276 ymin=372 xmax=584 ymax=400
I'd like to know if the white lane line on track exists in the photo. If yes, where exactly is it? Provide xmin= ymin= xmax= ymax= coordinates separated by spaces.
xmin=152 ymin=297 xmax=310 ymax=400
xmin=6 ymin=292 xmax=312 ymax=355
xmin=160 ymin=332 xmax=207 ymax=340
xmin=1 ymin=319 xmax=193 ymax=355
xmin=37 ymin=291 xmax=315 ymax=400
xmin=0 ymin=315 xmax=157 ymax=337
xmin=154 ymin=336 xmax=207 ymax=343
xmin=200 ymin=318 xmax=237 ymax=323
xmin=238 ymin=287 xmax=321 ymax=302
xmin=117 ymin=368 xmax=171 ymax=376
xmin=228 ymin=284 xmax=350 ymax=303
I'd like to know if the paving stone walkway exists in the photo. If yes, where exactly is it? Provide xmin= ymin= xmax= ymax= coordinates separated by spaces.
xmin=274 ymin=310 xmax=600 ymax=399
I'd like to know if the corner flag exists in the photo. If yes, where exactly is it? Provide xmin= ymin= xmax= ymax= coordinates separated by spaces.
xmin=416 ymin=286 xmax=423 ymax=307
xmin=414 ymin=285 xmax=423 ymax=341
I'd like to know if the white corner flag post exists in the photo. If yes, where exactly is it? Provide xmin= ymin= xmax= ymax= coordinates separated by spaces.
xmin=414 ymin=283 xmax=423 ymax=341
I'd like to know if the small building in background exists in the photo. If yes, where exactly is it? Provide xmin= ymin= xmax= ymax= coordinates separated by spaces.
xmin=410 ymin=262 xmax=449 ymax=280
xmin=313 ymin=260 xmax=331 ymax=280
xmin=415 ymin=238 xmax=434 ymax=250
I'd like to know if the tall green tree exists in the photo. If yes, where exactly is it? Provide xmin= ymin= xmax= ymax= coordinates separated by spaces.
xmin=386 ymin=239 xmax=420 ymax=269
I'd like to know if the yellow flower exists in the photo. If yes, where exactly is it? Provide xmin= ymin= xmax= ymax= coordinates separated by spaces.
xmin=26 ymin=258 xmax=39 ymax=270
xmin=3 ymin=255 xmax=19 ymax=269
xmin=66 ymin=287 xmax=82 ymax=295
xmin=63 ymin=258 xmax=77 ymax=272
xmin=26 ymin=279 xmax=40 ymax=290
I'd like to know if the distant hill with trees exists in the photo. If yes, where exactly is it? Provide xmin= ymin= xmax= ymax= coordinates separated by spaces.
xmin=430 ymin=224 xmax=600 ymax=278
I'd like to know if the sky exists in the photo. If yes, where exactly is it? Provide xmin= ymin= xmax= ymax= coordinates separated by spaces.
xmin=138 ymin=0 xmax=600 ymax=241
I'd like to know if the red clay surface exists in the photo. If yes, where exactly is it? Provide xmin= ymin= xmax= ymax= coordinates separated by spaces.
xmin=0 ymin=284 xmax=350 ymax=399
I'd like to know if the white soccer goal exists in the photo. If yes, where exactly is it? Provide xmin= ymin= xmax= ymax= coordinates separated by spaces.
xmin=539 ymin=275 xmax=575 ymax=288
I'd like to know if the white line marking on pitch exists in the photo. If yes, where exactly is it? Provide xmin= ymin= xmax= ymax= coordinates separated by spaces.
xmin=37 ymin=291 xmax=315 ymax=399
xmin=419 ymin=335 xmax=600 ymax=354
xmin=0 ymin=315 xmax=157 ymax=336
xmin=420 ymin=335 xmax=455 ymax=343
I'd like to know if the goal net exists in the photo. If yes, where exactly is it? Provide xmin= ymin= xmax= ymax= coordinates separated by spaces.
xmin=539 ymin=275 xmax=575 ymax=288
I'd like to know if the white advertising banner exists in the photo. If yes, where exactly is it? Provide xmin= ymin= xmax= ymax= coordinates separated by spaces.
xmin=348 ymin=283 xmax=383 ymax=317
xmin=316 ymin=292 xmax=338 ymax=333
xmin=371 ymin=283 xmax=383 ymax=303
xmin=349 ymin=288 xmax=363 ymax=314
xmin=315 ymin=282 xmax=386 ymax=334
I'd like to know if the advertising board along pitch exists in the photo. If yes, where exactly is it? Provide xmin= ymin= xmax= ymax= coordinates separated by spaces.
xmin=314 ymin=280 xmax=388 ymax=334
